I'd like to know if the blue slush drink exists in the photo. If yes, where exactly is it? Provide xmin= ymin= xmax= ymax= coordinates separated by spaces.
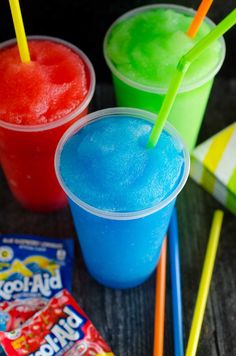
xmin=55 ymin=108 xmax=189 ymax=289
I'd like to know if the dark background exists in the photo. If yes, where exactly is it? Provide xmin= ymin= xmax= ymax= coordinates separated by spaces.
xmin=0 ymin=0 xmax=235 ymax=82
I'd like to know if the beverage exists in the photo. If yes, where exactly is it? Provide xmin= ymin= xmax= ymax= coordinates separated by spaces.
xmin=104 ymin=4 xmax=225 ymax=150
xmin=55 ymin=108 xmax=190 ymax=289
xmin=0 ymin=36 xmax=95 ymax=212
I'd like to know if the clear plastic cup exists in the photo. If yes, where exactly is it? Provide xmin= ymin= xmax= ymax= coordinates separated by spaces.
xmin=103 ymin=4 xmax=226 ymax=150
xmin=0 ymin=36 xmax=95 ymax=212
xmin=55 ymin=108 xmax=190 ymax=289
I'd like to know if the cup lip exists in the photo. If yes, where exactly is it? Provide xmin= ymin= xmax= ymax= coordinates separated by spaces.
xmin=0 ymin=35 xmax=96 ymax=132
xmin=103 ymin=3 xmax=226 ymax=94
xmin=55 ymin=107 xmax=190 ymax=220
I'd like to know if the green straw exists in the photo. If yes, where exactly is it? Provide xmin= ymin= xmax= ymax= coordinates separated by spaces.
xmin=147 ymin=8 xmax=236 ymax=148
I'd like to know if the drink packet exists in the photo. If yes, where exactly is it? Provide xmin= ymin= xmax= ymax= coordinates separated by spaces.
xmin=191 ymin=122 xmax=236 ymax=215
xmin=0 ymin=234 xmax=74 ymax=331
xmin=0 ymin=298 xmax=48 ymax=332
xmin=0 ymin=289 xmax=114 ymax=356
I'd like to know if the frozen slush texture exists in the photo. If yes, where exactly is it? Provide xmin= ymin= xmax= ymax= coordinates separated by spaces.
xmin=0 ymin=40 xmax=88 ymax=125
xmin=106 ymin=8 xmax=222 ymax=87
xmin=60 ymin=116 xmax=184 ymax=212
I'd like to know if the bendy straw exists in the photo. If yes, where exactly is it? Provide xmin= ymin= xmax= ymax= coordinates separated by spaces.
xmin=8 ymin=0 xmax=31 ymax=63
xmin=185 ymin=210 xmax=224 ymax=356
xmin=147 ymin=9 xmax=236 ymax=148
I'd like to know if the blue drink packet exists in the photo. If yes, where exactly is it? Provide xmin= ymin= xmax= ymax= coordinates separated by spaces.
xmin=0 ymin=234 xmax=74 ymax=302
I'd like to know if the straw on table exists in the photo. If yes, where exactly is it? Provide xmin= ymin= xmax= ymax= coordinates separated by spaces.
xmin=153 ymin=238 xmax=167 ymax=356
xmin=169 ymin=208 xmax=184 ymax=356
xmin=185 ymin=210 xmax=224 ymax=356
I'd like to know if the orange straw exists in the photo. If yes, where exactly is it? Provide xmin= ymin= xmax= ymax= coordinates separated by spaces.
xmin=153 ymin=238 xmax=167 ymax=356
xmin=187 ymin=0 xmax=214 ymax=38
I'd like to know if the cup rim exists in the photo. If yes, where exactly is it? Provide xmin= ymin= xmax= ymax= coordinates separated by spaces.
xmin=55 ymin=107 xmax=190 ymax=220
xmin=0 ymin=35 xmax=96 ymax=132
xmin=103 ymin=3 xmax=226 ymax=94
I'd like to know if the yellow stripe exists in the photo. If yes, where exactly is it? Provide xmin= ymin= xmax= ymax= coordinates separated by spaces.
xmin=203 ymin=125 xmax=235 ymax=173
xmin=201 ymin=167 xmax=216 ymax=194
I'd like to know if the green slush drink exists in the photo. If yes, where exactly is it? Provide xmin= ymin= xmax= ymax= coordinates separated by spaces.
xmin=104 ymin=4 xmax=225 ymax=150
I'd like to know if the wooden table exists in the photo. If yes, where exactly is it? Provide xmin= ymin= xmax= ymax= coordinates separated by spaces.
xmin=0 ymin=81 xmax=235 ymax=356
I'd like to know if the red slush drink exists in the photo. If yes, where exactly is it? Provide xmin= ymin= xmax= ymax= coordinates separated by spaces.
xmin=0 ymin=36 xmax=95 ymax=212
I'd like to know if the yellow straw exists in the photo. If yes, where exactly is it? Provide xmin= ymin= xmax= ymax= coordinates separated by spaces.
xmin=8 ymin=0 xmax=30 ymax=63
xmin=185 ymin=210 xmax=224 ymax=356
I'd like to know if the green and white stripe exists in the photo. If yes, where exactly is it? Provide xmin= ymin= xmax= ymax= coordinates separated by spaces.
xmin=191 ymin=122 xmax=236 ymax=215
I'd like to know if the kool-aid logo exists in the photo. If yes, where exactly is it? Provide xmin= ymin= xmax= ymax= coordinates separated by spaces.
xmin=29 ymin=306 xmax=86 ymax=356
xmin=0 ymin=269 xmax=62 ymax=300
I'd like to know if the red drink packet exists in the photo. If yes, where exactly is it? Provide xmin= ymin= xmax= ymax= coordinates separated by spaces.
xmin=0 ymin=289 xmax=114 ymax=356
xmin=0 ymin=298 xmax=47 ymax=332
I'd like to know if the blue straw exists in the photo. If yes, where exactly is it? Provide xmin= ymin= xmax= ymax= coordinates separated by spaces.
xmin=169 ymin=208 xmax=184 ymax=356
